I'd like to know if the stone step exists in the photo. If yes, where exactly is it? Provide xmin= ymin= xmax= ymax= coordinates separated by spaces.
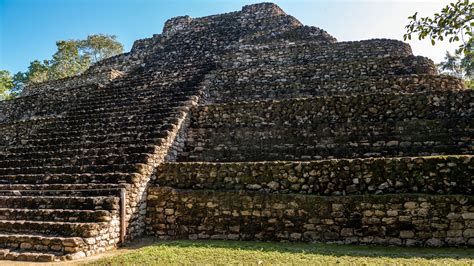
xmin=27 ymin=129 xmax=168 ymax=143
xmin=21 ymin=132 xmax=167 ymax=146
xmin=0 ymin=163 xmax=144 ymax=176
xmin=36 ymin=117 xmax=180 ymax=132
xmin=0 ymin=220 xmax=110 ymax=237
xmin=77 ymin=93 xmax=195 ymax=107
xmin=0 ymin=184 xmax=123 ymax=196
xmin=0 ymin=153 xmax=151 ymax=168
xmin=0 ymin=247 xmax=60 ymax=262
xmin=63 ymin=104 xmax=186 ymax=117
xmin=75 ymin=87 xmax=194 ymax=100
xmin=4 ymin=139 xmax=161 ymax=153
xmin=71 ymin=94 xmax=193 ymax=109
xmin=69 ymin=101 xmax=177 ymax=114
xmin=0 ymin=196 xmax=120 ymax=210
xmin=81 ymin=88 xmax=198 ymax=103
xmin=32 ymin=123 xmax=173 ymax=138
xmin=0 ymin=144 xmax=156 ymax=160
xmin=68 ymin=101 xmax=185 ymax=116
xmin=38 ymin=113 xmax=178 ymax=129
xmin=0 ymin=183 xmax=124 ymax=191
xmin=0 ymin=173 xmax=137 ymax=184
xmin=0 ymin=208 xmax=113 ymax=223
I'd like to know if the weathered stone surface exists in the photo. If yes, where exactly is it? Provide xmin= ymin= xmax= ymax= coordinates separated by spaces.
xmin=155 ymin=156 xmax=473 ymax=195
xmin=0 ymin=2 xmax=472 ymax=262
xmin=147 ymin=187 xmax=474 ymax=246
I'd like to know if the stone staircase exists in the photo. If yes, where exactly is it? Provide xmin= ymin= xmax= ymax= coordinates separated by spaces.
xmin=0 ymin=67 xmax=206 ymax=260
xmin=0 ymin=186 xmax=122 ymax=261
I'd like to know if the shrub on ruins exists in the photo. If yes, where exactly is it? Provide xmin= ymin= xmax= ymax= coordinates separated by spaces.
xmin=6 ymin=34 xmax=124 ymax=97
xmin=404 ymin=0 xmax=473 ymax=87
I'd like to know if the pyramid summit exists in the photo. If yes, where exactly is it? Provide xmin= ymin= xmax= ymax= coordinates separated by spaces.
xmin=0 ymin=2 xmax=472 ymax=262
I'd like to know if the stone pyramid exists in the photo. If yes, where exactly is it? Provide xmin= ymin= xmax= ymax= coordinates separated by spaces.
xmin=0 ymin=2 xmax=472 ymax=262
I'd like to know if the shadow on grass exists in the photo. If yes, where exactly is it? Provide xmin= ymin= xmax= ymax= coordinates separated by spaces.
xmin=122 ymin=237 xmax=474 ymax=260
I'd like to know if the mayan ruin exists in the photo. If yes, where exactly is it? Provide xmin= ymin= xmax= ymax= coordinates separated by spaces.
xmin=0 ymin=2 xmax=472 ymax=262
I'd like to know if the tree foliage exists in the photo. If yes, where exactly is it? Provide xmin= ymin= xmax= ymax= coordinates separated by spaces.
xmin=79 ymin=34 xmax=124 ymax=64
xmin=1 ymin=34 xmax=124 ymax=100
xmin=49 ymin=40 xmax=90 ymax=80
xmin=438 ymin=51 xmax=473 ymax=80
xmin=404 ymin=0 xmax=473 ymax=86
xmin=0 ymin=70 xmax=14 ymax=100
xmin=403 ymin=0 xmax=473 ymax=54
xmin=26 ymin=60 xmax=50 ymax=84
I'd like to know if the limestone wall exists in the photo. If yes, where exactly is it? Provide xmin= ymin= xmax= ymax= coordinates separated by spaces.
xmin=194 ymin=91 xmax=473 ymax=127
xmin=156 ymin=155 xmax=473 ymax=195
xmin=206 ymin=74 xmax=465 ymax=103
xmin=147 ymin=188 xmax=474 ymax=246
xmin=222 ymin=39 xmax=413 ymax=67
xmin=213 ymin=56 xmax=437 ymax=85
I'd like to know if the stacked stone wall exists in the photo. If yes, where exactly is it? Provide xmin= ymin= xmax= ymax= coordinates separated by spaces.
xmin=207 ymin=74 xmax=465 ymax=103
xmin=193 ymin=91 xmax=472 ymax=127
xmin=223 ymin=39 xmax=412 ymax=67
xmin=156 ymin=156 xmax=473 ymax=195
xmin=214 ymin=56 xmax=437 ymax=85
xmin=147 ymin=188 xmax=474 ymax=247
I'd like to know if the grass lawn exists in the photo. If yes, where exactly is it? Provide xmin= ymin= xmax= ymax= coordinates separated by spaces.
xmin=86 ymin=239 xmax=474 ymax=265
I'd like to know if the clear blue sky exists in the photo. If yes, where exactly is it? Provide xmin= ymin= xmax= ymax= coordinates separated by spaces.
xmin=0 ymin=0 xmax=458 ymax=74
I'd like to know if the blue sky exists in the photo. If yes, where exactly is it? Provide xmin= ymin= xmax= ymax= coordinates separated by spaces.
xmin=0 ymin=0 xmax=458 ymax=74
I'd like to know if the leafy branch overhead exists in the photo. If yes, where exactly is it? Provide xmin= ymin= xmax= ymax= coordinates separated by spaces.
xmin=403 ymin=0 xmax=473 ymax=54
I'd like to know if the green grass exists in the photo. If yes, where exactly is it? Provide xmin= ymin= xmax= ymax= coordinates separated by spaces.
xmin=86 ymin=239 xmax=474 ymax=265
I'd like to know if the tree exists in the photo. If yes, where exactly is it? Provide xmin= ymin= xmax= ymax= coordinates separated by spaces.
xmin=48 ymin=40 xmax=90 ymax=80
xmin=0 ymin=70 xmax=14 ymax=100
xmin=403 ymin=0 xmax=473 ymax=86
xmin=26 ymin=60 xmax=50 ymax=84
xmin=2 ymin=33 xmax=124 ymax=99
xmin=11 ymin=71 xmax=29 ymax=96
xmin=79 ymin=34 xmax=124 ymax=64
xmin=403 ymin=0 xmax=473 ymax=54
xmin=439 ymin=51 xmax=473 ymax=79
